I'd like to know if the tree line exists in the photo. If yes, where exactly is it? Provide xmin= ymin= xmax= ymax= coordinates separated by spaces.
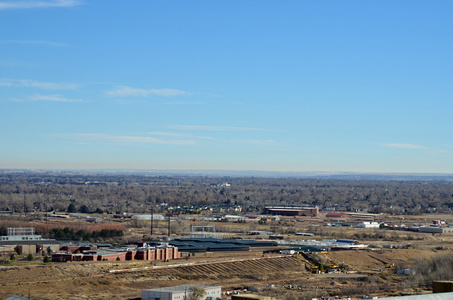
xmin=48 ymin=227 xmax=123 ymax=241
xmin=0 ymin=171 xmax=453 ymax=215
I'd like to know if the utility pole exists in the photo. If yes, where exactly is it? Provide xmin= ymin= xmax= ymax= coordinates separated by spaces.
xmin=167 ymin=215 xmax=171 ymax=237
xmin=150 ymin=207 xmax=154 ymax=237
xmin=23 ymin=194 xmax=26 ymax=215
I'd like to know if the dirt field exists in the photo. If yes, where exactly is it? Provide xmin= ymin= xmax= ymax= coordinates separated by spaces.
xmin=1 ymin=213 xmax=453 ymax=299
xmin=0 ymin=245 xmax=450 ymax=300
xmin=0 ymin=253 xmax=306 ymax=299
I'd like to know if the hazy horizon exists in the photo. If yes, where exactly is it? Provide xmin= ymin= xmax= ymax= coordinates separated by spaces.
xmin=2 ymin=168 xmax=453 ymax=180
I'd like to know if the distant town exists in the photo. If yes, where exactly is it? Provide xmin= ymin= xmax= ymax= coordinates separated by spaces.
xmin=1 ymin=170 xmax=453 ymax=299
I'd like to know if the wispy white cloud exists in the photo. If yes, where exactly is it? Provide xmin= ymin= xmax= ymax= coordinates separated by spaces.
xmin=161 ymin=101 xmax=202 ymax=105
xmin=107 ymin=86 xmax=191 ymax=97
xmin=0 ymin=40 xmax=65 ymax=46
xmin=0 ymin=78 xmax=78 ymax=89
xmin=169 ymin=125 xmax=271 ymax=131
xmin=31 ymin=95 xmax=87 ymax=102
xmin=146 ymin=132 xmax=188 ymax=137
xmin=0 ymin=0 xmax=81 ymax=10
xmin=430 ymin=150 xmax=450 ymax=155
xmin=380 ymin=143 xmax=427 ymax=149
xmin=238 ymin=139 xmax=277 ymax=146
xmin=69 ymin=133 xmax=195 ymax=145
xmin=1 ymin=95 xmax=85 ymax=102
xmin=146 ymin=131 xmax=214 ymax=140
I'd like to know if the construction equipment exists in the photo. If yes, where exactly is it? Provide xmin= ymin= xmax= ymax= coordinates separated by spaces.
xmin=294 ymin=253 xmax=346 ymax=274
xmin=367 ymin=253 xmax=394 ymax=269
xmin=293 ymin=253 xmax=319 ymax=273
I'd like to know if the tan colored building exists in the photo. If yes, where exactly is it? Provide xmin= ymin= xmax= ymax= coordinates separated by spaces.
xmin=52 ymin=244 xmax=180 ymax=262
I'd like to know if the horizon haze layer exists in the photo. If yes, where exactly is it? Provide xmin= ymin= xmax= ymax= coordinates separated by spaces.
xmin=2 ymin=168 xmax=453 ymax=181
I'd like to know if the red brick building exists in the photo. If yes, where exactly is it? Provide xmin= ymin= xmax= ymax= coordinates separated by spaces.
xmin=52 ymin=243 xmax=180 ymax=262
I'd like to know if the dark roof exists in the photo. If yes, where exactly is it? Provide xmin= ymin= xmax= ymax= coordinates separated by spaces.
xmin=173 ymin=238 xmax=278 ymax=247
xmin=280 ymin=246 xmax=328 ymax=252
xmin=326 ymin=213 xmax=348 ymax=217
xmin=168 ymin=238 xmax=278 ymax=252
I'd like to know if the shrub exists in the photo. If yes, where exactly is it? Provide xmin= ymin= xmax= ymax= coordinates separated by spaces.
xmin=410 ymin=253 xmax=453 ymax=287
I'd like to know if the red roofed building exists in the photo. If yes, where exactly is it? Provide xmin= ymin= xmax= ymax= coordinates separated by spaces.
xmin=326 ymin=212 xmax=350 ymax=222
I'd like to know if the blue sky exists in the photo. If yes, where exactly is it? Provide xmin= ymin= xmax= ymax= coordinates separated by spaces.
xmin=1 ymin=0 xmax=452 ymax=173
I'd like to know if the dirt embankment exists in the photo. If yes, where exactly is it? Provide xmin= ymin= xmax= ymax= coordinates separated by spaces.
xmin=0 ymin=255 xmax=308 ymax=300
xmin=0 ymin=248 xmax=448 ymax=299
xmin=328 ymin=248 xmax=436 ymax=271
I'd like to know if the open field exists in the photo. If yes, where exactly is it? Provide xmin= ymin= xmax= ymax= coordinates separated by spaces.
xmin=0 ymin=253 xmax=306 ymax=299
xmin=1 ymin=211 xmax=453 ymax=299
xmin=0 ymin=244 xmax=451 ymax=299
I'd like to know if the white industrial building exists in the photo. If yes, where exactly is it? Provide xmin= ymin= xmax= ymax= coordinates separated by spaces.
xmin=142 ymin=284 xmax=221 ymax=300
xmin=1 ymin=227 xmax=44 ymax=241
xmin=357 ymin=222 xmax=381 ymax=228
xmin=132 ymin=214 xmax=165 ymax=221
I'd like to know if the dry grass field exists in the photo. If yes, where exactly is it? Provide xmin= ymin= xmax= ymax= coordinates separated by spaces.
xmin=1 ymin=213 xmax=452 ymax=299
xmin=1 ymin=247 xmax=450 ymax=300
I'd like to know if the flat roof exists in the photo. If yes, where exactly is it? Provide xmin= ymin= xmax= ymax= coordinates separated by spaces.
xmin=144 ymin=284 xmax=220 ymax=293
xmin=381 ymin=292 xmax=453 ymax=299
xmin=265 ymin=206 xmax=317 ymax=209
xmin=96 ymin=249 xmax=127 ymax=256
xmin=267 ymin=208 xmax=305 ymax=211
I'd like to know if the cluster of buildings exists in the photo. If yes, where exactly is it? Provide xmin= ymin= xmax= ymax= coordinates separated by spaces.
xmin=404 ymin=222 xmax=453 ymax=234
xmin=139 ymin=282 xmax=453 ymax=300
xmin=52 ymin=242 xmax=180 ymax=262
xmin=0 ymin=227 xmax=59 ymax=255
xmin=277 ymin=238 xmax=368 ymax=251
xmin=0 ymin=227 xmax=181 ymax=263
xmin=326 ymin=212 xmax=381 ymax=222
xmin=376 ymin=220 xmax=453 ymax=234
xmin=324 ymin=213 xmax=453 ymax=234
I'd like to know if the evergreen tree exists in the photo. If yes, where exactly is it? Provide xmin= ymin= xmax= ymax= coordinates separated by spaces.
xmin=67 ymin=203 xmax=76 ymax=213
